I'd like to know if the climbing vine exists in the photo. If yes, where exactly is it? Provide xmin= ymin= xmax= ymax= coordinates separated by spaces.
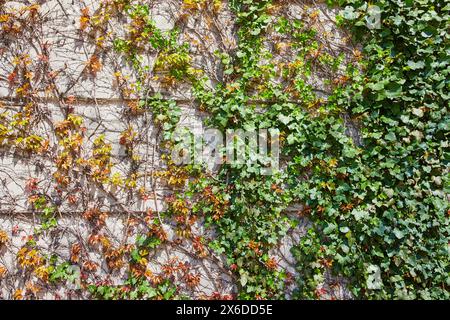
xmin=291 ymin=0 xmax=449 ymax=299
xmin=0 ymin=0 xmax=448 ymax=300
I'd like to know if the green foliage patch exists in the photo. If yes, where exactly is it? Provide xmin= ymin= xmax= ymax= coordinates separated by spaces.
xmin=108 ymin=0 xmax=449 ymax=299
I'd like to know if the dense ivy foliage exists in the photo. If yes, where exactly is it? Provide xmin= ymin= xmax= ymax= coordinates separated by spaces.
xmin=191 ymin=0 xmax=450 ymax=299
xmin=292 ymin=0 xmax=449 ymax=299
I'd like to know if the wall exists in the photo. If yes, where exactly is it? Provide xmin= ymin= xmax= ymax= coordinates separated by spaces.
xmin=0 ymin=0 xmax=356 ymax=299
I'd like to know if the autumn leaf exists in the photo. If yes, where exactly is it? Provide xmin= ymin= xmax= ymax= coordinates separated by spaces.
xmin=86 ymin=55 xmax=102 ymax=76
xmin=0 ymin=230 xmax=8 ymax=244
xmin=13 ymin=289 xmax=23 ymax=300
xmin=25 ymin=178 xmax=38 ymax=193
xmin=80 ymin=7 xmax=90 ymax=31
xmin=7 ymin=71 xmax=17 ymax=85
xmin=0 ymin=266 xmax=7 ymax=278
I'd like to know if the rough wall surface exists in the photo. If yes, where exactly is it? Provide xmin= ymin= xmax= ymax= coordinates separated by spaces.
xmin=0 ymin=0 xmax=356 ymax=299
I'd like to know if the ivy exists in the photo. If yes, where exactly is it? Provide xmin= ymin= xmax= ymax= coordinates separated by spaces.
xmin=189 ymin=0 xmax=449 ymax=299
xmin=291 ymin=0 xmax=449 ymax=299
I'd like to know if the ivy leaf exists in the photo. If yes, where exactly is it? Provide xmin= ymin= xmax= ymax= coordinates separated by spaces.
xmin=368 ymin=82 xmax=385 ymax=91
xmin=250 ymin=28 xmax=261 ymax=35
xmin=367 ymin=265 xmax=383 ymax=290
xmin=385 ymin=132 xmax=396 ymax=141
xmin=412 ymin=108 xmax=424 ymax=117
xmin=341 ymin=6 xmax=358 ymax=20
xmin=323 ymin=223 xmax=337 ymax=234
xmin=146 ymin=287 xmax=157 ymax=298
xmin=236 ymin=51 xmax=245 ymax=58
xmin=240 ymin=273 xmax=248 ymax=287
xmin=278 ymin=114 xmax=292 ymax=125
xmin=287 ymin=134 xmax=296 ymax=144
xmin=393 ymin=229 xmax=405 ymax=239
xmin=407 ymin=60 xmax=425 ymax=70
xmin=385 ymin=83 xmax=403 ymax=99
xmin=351 ymin=209 xmax=368 ymax=221
xmin=131 ymin=249 xmax=141 ymax=262
xmin=339 ymin=226 xmax=350 ymax=233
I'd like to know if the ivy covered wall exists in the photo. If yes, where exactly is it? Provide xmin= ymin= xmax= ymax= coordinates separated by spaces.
xmin=0 ymin=0 xmax=448 ymax=300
